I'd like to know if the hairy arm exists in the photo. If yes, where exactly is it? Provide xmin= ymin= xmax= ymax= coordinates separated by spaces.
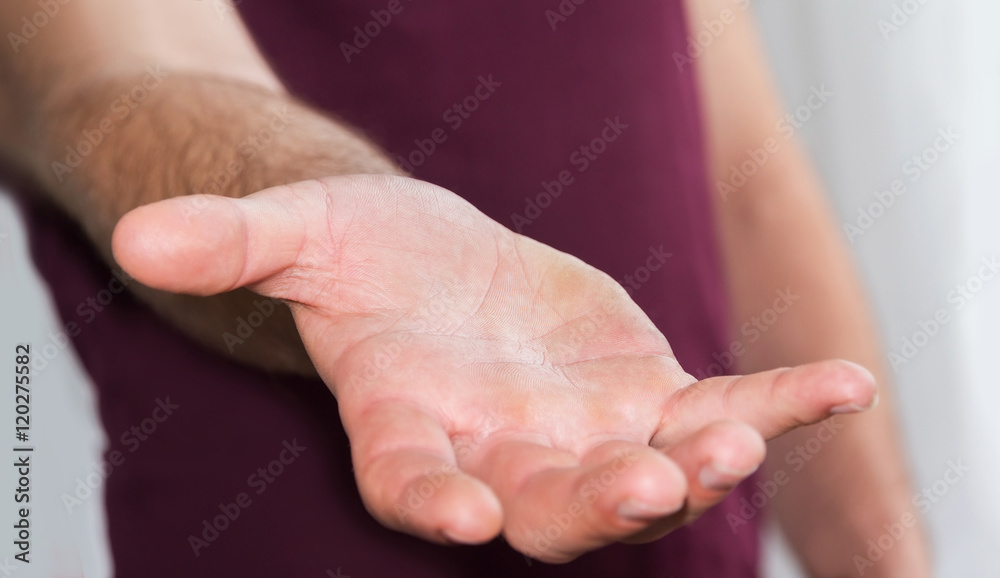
xmin=0 ymin=0 xmax=398 ymax=373
xmin=0 ymin=0 xmax=891 ymax=561
xmin=686 ymin=0 xmax=931 ymax=576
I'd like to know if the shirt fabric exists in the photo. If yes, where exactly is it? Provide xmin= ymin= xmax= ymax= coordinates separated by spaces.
xmin=19 ymin=0 xmax=761 ymax=576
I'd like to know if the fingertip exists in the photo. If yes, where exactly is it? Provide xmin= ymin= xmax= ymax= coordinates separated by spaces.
xmin=609 ymin=450 xmax=688 ymax=522
xmin=438 ymin=475 xmax=504 ymax=544
xmin=580 ymin=442 xmax=689 ymax=521
xmin=837 ymin=359 xmax=877 ymax=385
xmin=110 ymin=207 xmax=142 ymax=273
xmin=809 ymin=359 xmax=879 ymax=414
xmin=394 ymin=470 xmax=503 ymax=546
xmin=111 ymin=196 xmax=246 ymax=295
xmin=766 ymin=360 xmax=878 ymax=418
xmin=661 ymin=420 xmax=762 ymax=492
xmin=659 ymin=359 xmax=882 ymax=446
xmin=707 ymin=420 xmax=767 ymax=466
xmin=691 ymin=421 xmax=765 ymax=491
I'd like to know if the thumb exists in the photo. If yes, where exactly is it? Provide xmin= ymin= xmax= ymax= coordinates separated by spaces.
xmin=112 ymin=183 xmax=314 ymax=296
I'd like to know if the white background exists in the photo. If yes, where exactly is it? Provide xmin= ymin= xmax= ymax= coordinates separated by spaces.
xmin=754 ymin=0 xmax=1000 ymax=576
xmin=0 ymin=192 xmax=112 ymax=578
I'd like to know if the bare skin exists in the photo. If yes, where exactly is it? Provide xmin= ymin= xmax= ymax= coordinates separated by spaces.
xmin=112 ymin=174 xmax=876 ymax=561
xmin=0 ymin=0 xmax=929 ymax=570
xmin=691 ymin=0 xmax=932 ymax=574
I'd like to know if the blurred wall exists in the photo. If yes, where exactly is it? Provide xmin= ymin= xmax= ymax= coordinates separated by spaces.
xmin=0 ymin=191 xmax=112 ymax=577
xmin=752 ymin=1 xmax=1000 ymax=576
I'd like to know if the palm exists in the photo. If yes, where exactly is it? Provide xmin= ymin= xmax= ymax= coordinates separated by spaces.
xmin=114 ymin=175 xmax=877 ymax=562
xmin=290 ymin=182 xmax=676 ymax=426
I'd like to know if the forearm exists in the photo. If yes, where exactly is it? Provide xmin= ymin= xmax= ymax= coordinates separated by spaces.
xmin=0 ymin=1 xmax=400 ymax=373
xmin=31 ymin=73 xmax=396 ymax=253
xmin=40 ymin=74 xmax=398 ymax=372
xmin=714 ymin=147 xmax=929 ymax=577
xmin=684 ymin=0 xmax=930 ymax=574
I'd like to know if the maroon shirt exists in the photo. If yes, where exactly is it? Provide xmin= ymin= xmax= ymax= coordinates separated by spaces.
xmin=21 ymin=0 xmax=761 ymax=576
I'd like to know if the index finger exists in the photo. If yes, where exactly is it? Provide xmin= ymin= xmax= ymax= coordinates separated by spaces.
xmin=652 ymin=359 xmax=877 ymax=448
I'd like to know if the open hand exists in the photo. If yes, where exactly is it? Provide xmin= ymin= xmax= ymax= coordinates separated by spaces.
xmin=112 ymin=175 xmax=876 ymax=562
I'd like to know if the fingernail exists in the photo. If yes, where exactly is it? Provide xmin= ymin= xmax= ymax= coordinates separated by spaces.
xmin=617 ymin=498 xmax=682 ymax=520
xmin=698 ymin=462 xmax=757 ymax=491
xmin=840 ymin=359 xmax=876 ymax=380
xmin=830 ymin=403 xmax=865 ymax=414
xmin=831 ymin=391 xmax=879 ymax=415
